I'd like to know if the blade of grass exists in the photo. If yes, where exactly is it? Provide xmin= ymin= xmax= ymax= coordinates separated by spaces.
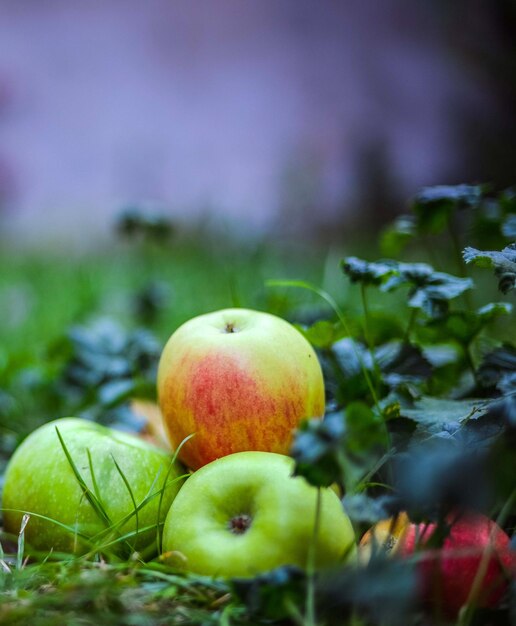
xmin=55 ymin=427 xmax=112 ymax=528
xmin=0 ymin=540 xmax=10 ymax=573
xmin=86 ymin=473 xmax=188 ymax=550
xmin=156 ymin=433 xmax=194 ymax=553
xmin=2 ymin=508 xmax=91 ymax=542
xmin=111 ymin=454 xmax=139 ymax=550
xmin=87 ymin=448 xmax=104 ymax=505
xmin=16 ymin=514 xmax=30 ymax=570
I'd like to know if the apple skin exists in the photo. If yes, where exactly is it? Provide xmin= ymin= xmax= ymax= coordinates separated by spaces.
xmin=162 ymin=451 xmax=356 ymax=578
xmin=360 ymin=512 xmax=515 ymax=617
xmin=2 ymin=418 xmax=184 ymax=556
xmin=157 ymin=308 xmax=325 ymax=470
xmin=358 ymin=512 xmax=411 ymax=563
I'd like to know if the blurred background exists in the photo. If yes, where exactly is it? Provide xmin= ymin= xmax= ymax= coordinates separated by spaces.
xmin=1 ymin=0 xmax=515 ymax=247
xmin=1 ymin=0 xmax=515 ymax=358
xmin=0 ymin=0 xmax=515 ymax=476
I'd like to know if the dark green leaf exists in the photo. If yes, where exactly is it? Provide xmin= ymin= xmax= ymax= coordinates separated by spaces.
xmin=321 ymin=338 xmax=373 ymax=406
xmin=412 ymin=184 xmax=484 ymax=234
xmin=394 ymin=443 xmax=493 ymax=519
xmin=375 ymin=342 xmax=432 ymax=388
xmin=231 ymin=566 xmax=306 ymax=622
xmin=477 ymin=344 xmax=516 ymax=389
xmin=401 ymin=396 xmax=491 ymax=432
xmin=382 ymin=262 xmax=474 ymax=318
xmin=317 ymin=558 xmax=417 ymax=626
xmin=292 ymin=403 xmax=389 ymax=492
xmin=426 ymin=303 xmax=512 ymax=346
xmin=291 ymin=412 xmax=345 ymax=488
xmin=463 ymin=243 xmax=516 ymax=294
xmin=341 ymin=257 xmax=396 ymax=286
xmin=57 ymin=318 xmax=161 ymax=422
xmin=342 ymin=494 xmax=394 ymax=525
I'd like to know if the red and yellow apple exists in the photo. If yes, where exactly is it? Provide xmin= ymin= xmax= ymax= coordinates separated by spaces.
xmin=360 ymin=512 xmax=515 ymax=617
xmin=157 ymin=308 xmax=325 ymax=469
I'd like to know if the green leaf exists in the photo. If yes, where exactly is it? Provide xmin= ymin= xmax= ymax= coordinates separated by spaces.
xmin=294 ymin=320 xmax=343 ymax=350
xmin=477 ymin=301 xmax=513 ymax=321
xmin=426 ymin=303 xmax=512 ymax=345
xmin=231 ymin=566 xmax=306 ymax=622
xmin=401 ymin=397 xmax=491 ymax=434
xmin=291 ymin=402 xmax=389 ymax=493
xmin=463 ymin=244 xmax=516 ymax=294
xmin=477 ymin=344 xmax=516 ymax=389
xmin=374 ymin=342 xmax=432 ymax=387
xmin=321 ymin=338 xmax=373 ymax=406
xmin=340 ymin=257 xmax=396 ymax=287
xmin=341 ymin=494 xmax=394 ymax=525
xmin=382 ymin=262 xmax=474 ymax=318
xmin=58 ymin=317 xmax=161 ymax=423
xmin=291 ymin=413 xmax=345 ymax=488
xmin=412 ymin=184 xmax=484 ymax=234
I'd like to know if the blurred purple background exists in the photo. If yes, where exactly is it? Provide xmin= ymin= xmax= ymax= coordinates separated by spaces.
xmin=0 ymin=1 xmax=515 ymax=244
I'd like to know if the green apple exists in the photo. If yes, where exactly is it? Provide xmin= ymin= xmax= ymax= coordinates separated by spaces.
xmin=157 ymin=308 xmax=325 ymax=470
xmin=2 ymin=418 xmax=184 ymax=556
xmin=162 ymin=452 xmax=355 ymax=577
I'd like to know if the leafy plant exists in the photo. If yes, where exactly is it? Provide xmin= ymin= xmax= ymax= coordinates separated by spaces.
xmin=1 ymin=181 xmax=515 ymax=625
xmin=463 ymin=243 xmax=516 ymax=294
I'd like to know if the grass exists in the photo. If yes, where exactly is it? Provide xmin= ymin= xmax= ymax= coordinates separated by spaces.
xmin=0 ymin=236 xmax=328 ymax=356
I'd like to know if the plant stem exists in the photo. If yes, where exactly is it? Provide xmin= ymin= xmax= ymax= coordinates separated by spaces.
xmin=360 ymin=284 xmax=381 ymax=394
xmin=403 ymin=308 xmax=418 ymax=343
xmin=360 ymin=283 xmax=372 ymax=350
xmin=306 ymin=488 xmax=322 ymax=626
xmin=465 ymin=344 xmax=477 ymax=380
xmin=447 ymin=218 xmax=472 ymax=309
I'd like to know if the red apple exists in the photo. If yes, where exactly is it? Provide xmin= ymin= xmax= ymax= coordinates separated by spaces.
xmin=360 ymin=512 xmax=515 ymax=617
xmin=157 ymin=308 xmax=325 ymax=469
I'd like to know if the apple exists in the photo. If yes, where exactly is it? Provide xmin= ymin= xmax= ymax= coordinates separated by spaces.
xmin=360 ymin=512 xmax=515 ymax=617
xmin=2 ymin=417 xmax=184 ymax=556
xmin=157 ymin=308 xmax=325 ymax=469
xmin=358 ymin=512 xmax=411 ymax=563
xmin=161 ymin=451 xmax=356 ymax=577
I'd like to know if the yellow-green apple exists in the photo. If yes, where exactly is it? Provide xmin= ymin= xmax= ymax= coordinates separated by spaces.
xmin=157 ymin=308 xmax=325 ymax=469
xmin=2 ymin=417 xmax=184 ymax=556
xmin=161 ymin=451 xmax=356 ymax=577
xmin=360 ymin=512 xmax=515 ymax=617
